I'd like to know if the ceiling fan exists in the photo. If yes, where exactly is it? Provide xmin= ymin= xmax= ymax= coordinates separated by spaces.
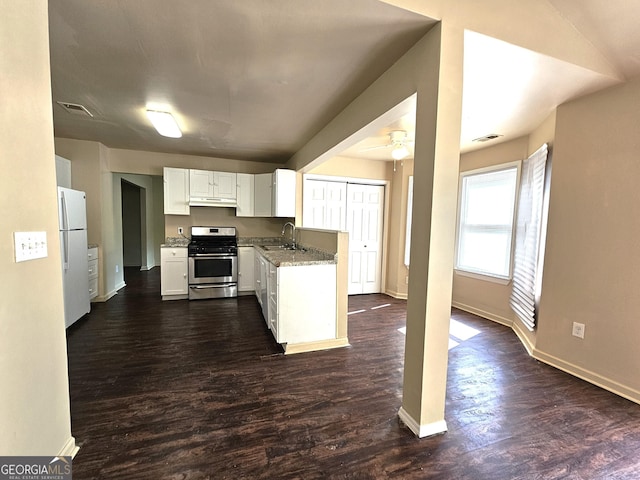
xmin=360 ymin=130 xmax=413 ymax=170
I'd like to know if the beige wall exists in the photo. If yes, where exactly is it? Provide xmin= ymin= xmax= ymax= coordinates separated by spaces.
xmin=108 ymin=147 xmax=282 ymax=176
xmin=165 ymin=208 xmax=287 ymax=239
xmin=0 ymin=0 xmax=75 ymax=455
xmin=536 ymin=79 xmax=640 ymax=399
xmin=309 ymin=155 xmax=390 ymax=180
xmin=386 ymin=159 xmax=413 ymax=298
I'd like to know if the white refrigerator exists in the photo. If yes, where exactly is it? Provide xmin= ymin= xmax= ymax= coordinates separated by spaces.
xmin=58 ymin=186 xmax=91 ymax=328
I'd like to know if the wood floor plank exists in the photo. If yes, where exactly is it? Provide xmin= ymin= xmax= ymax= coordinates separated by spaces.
xmin=65 ymin=267 xmax=640 ymax=479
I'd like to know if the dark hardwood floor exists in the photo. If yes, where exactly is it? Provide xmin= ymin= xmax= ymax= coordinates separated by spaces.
xmin=66 ymin=267 xmax=640 ymax=479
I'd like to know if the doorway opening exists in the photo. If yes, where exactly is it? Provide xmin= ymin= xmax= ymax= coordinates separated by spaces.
xmin=121 ymin=179 xmax=145 ymax=275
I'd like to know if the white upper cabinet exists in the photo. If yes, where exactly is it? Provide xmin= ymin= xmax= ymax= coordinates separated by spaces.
xmin=189 ymin=169 xmax=237 ymax=206
xmin=189 ymin=169 xmax=213 ymax=198
xmin=236 ymin=173 xmax=255 ymax=217
xmin=273 ymin=169 xmax=296 ymax=218
xmin=254 ymin=173 xmax=273 ymax=217
xmin=214 ymin=171 xmax=237 ymax=200
xmin=163 ymin=167 xmax=190 ymax=215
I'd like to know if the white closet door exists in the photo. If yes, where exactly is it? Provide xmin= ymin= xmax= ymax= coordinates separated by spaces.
xmin=347 ymin=184 xmax=384 ymax=295
xmin=326 ymin=181 xmax=347 ymax=230
xmin=302 ymin=180 xmax=328 ymax=228
xmin=303 ymin=180 xmax=347 ymax=230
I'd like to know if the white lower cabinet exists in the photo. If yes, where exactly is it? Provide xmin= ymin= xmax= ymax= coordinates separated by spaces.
xmin=238 ymin=246 xmax=255 ymax=292
xmin=88 ymin=246 xmax=99 ymax=301
xmin=161 ymin=247 xmax=188 ymax=299
xmin=254 ymin=249 xmax=336 ymax=345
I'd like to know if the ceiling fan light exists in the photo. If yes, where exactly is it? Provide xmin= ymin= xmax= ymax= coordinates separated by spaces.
xmin=391 ymin=145 xmax=409 ymax=160
xmin=146 ymin=110 xmax=182 ymax=138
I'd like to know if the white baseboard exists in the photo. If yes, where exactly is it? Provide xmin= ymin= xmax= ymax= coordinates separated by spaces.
xmin=451 ymin=301 xmax=513 ymax=327
xmin=512 ymin=320 xmax=535 ymax=356
xmin=534 ymin=349 xmax=640 ymax=405
xmin=398 ymin=407 xmax=447 ymax=438
xmin=283 ymin=337 xmax=350 ymax=355
xmin=454 ymin=302 xmax=640 ymax=406
xmin=385 ymin=289 xmax=408 ymax=300
xmin=58 ymin=436 xmax=79 ymax=458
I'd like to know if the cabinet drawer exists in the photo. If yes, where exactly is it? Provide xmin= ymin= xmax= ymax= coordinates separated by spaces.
xmin=88 ymin=259 xmax=98 ymax=279
xmin=162 ymin=247 xmax=187 ymax=258
xmin=87 ymin=247 xmax=98 ymax=261
xmin=89 ymin=277 xmax=98 ymax=299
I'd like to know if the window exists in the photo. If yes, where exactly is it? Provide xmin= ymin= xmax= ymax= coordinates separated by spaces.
xmin=455 ymin=163 xmax=520 ymax=280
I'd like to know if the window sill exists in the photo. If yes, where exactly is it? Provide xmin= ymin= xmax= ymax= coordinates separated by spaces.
xmin=454 ymin=269 xmax=511 ymax=285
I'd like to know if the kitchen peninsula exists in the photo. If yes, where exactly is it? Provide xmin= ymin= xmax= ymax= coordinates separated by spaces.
xmin=240 ymin=229 xmax=349 ymax=354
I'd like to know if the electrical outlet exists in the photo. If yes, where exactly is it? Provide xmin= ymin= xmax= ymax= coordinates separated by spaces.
xmin=405 ymin=275 xmax=409 ymax=285
xmin=178 ymin=226 xmax=184 ymax=235
xmin=572 ymin=322 xmax=585 ymax=339
xmin=115 ymin=264 xmax=119 ymax=273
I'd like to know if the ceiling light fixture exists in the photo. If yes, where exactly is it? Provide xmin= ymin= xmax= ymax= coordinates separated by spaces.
xmin=146 ymin=110 xmax=182 ymax=138
xmin=391 ymin=144 xmax=409 ymax=160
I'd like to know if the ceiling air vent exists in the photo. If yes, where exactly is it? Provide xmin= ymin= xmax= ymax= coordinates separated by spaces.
xmin=473 ymin=133 xmax=503 ymax=143
xmin=56 ymin=101 xmax=93 ymax=118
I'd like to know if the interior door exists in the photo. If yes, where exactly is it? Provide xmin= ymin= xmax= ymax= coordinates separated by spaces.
xmin=347 ymin=184 xmax=384 ymax=295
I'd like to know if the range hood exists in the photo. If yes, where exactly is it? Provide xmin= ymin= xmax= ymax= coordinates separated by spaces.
xmin=189 ymin=196 xmax=237 ymax=207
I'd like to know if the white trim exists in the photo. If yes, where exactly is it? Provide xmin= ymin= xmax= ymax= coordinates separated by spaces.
xmin=385 ymin=289 xmax=408 ymax=300
xmin=511 ymin=319 xmax=535 ymax=355
xmin=283 ymin=337 xmax=350 ymax=355
xmin=534 ymin=349 xmax=640 ymax=405
xmin=454 ymin=269 xmax=511 ymax=285
xmin=451 ymin=301 xmax=513 ymax=328
xmin=398 ymin=408 xmax=448 ymax=438
xmin=455 ymin=160 xmax=522 ymax=280
xmin=58 ymin=436 xmax=79 ymax=458
xmin=456 ymin=303 xmax=640 ymax=406
xmin=303 ymin=173 xmax=387 ymax=187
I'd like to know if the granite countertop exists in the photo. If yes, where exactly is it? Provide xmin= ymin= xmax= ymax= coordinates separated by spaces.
xmin=253 ymin=243 xmax=336 ymax=267
xmin=162 ymin=237 xmax=190 ymax=247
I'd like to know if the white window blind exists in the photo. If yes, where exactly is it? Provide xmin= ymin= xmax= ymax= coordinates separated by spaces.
xmin=510 ymin=144 xmax=549 ymax=331
xmin=456 ymin=164 xmax=519 ymax=279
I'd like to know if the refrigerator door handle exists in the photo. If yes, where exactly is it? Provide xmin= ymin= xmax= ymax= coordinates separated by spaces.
xmin=60 ymin=190 xmax=69 ymax=231
xmin=62 ymin=230 xmax=69 ymax=271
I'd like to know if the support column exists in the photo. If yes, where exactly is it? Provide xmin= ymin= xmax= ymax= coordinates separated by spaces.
xmin=399 ymin=22 xmax=464 ymax=437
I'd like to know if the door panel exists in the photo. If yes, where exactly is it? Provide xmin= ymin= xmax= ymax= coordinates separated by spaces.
xmin=347 ymin=183 xmax=384 ymax=295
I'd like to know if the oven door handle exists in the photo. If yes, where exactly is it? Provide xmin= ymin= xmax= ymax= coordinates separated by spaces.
xmin=189 ymin=284 xmax=236 ymax=289
xmin=189 ymin=253 xmax=237 ymax=257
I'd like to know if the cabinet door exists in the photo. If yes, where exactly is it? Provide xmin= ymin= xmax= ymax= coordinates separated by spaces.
xmin=254 ymin=252 xmax=262 ymax=301
xmin=189 ymin=169 xmax=214 ymax=198
xmin=273 ymin=169 xmax=296 ymax=217
xmin=254 ymin=173 xmax=273 ymax=217
xmin=213 ymin=171 xmax=237 ymax=199
xmin=163 ymin=167 xmax=190 ymax=215
xmin=236 ymin=173 xmax=255 ymax=217
xmin=161 ymin=248 xmax=188 ymax=295
xmin=237 ymin=247 xmax=255 ymax=292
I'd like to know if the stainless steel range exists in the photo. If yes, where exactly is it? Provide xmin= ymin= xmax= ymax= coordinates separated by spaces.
xmin=188 ymin=226 xmax=238 ymax=300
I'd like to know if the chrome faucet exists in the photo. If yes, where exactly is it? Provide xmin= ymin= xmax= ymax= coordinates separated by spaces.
xmin=281 ymin=222 xmax=296 ymax=249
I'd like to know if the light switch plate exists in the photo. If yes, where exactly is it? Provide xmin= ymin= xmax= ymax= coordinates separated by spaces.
xmin=14 ymin=231 xmax=48 ymax=262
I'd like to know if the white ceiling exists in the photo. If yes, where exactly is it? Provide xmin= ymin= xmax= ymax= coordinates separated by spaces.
xmin=48 ymin=1 xmax=640 ymax=165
